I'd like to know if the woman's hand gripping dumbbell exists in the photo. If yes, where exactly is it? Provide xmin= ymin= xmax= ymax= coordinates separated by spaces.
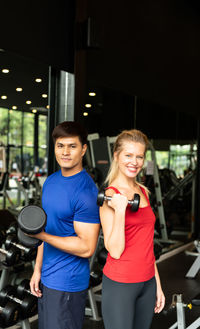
xmin=17 ymin=205 xmax=47 ymax=248
xmin=97 ymin=188 xmax=140 ymax=212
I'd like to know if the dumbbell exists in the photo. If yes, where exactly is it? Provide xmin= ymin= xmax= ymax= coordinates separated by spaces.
xmin=6 ymin=222 xmax=18 ymax=236
xmin=16 ymin=279 xmax=33 ymax=299
xmin=0 ymin=301 xmax=20 ymax=328
xmin=5 ymin=235 xmax=36 ymax=261
xmin=89 ymin=271 xmax=102 ymax=288
xmin=17 ymin=205 xmax=47 ymax=247
xmin=0 ymin=285 xmax=38 ymax=319
xmin=0 ymin=247 xmax=21 ymax=266
xmin=97 ymin=247 xmax=108 ymax=266
xmin=97 ymin=189 xmax=140 ymax=212
xmin=0 ymin=231 xmax=6 ymax=244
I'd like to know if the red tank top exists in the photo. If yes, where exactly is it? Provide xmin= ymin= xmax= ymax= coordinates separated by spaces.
xmin=103 ymin=186 xmax=156 ymax=283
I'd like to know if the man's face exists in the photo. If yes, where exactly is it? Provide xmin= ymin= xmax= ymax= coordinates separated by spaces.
xmin=54 ymin=136 xmax=87 ymax=176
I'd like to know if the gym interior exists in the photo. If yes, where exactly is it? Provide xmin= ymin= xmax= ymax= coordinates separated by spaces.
xmin=1 ymin=1 xmax=200 ymax=328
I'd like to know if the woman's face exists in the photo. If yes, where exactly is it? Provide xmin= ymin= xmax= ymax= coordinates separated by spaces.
xmin=114 ymin=141 xmax=145 ymax=179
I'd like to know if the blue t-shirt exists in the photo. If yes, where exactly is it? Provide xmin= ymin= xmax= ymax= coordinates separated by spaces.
xmin=41 ymin=169 xmax=100 ymax=292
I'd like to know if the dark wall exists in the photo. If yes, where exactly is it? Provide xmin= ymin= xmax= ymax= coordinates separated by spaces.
xmin=85 ymin=0 xmax=200 ymax=117
xmin=0 ymin=1 xmax=75 ymax=72
xmin=82 ymin=88 xmax=197 ymax=140
xmin=1 ymin=0 xmax=199 ymax=139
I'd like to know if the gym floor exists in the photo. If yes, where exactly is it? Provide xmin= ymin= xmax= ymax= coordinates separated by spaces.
xmin=12 ymin=240 xmax=200 ymax=329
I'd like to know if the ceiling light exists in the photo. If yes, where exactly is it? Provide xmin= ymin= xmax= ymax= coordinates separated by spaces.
xmin=32 ymin=109 xmax=37 ymax=113
xmin=89 ymin=92 xmax=96 ymax=96
xmin=12 ymin=106 xmax=17 ymax=110
xmin=42 ymin=94 xmax=48 ymax=98
xmin=2 ymin=69 xmax=9 ymax=74
xmin=1 ymin=95 xmax=7 ymax=99
xmin=26 ymin=100 xmax=32 ymax=104
xmin=85 ymin=104 xmax=92 ymax=108
xmin=46 ymin=105 xmax=50 ymax=109
xmin=16 ymin=87 xmax=23 ymax=92
xmin=35 ymin=78 xmax=42 ymax=83
xmin=83 ymin=112 xmax=88 ymax=116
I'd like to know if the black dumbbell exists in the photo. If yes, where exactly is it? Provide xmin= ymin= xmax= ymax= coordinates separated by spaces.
xmin=17 ymin=205 xmax=47 ymax=247
xmin=0 ymin=231 xmax=6 ymax=244
xmin=6 ymin=222 xmax=18 ymax=236
xmin=16 ymin=279 xmax=33 ymax=299
xmin=0 ymin=247 xmax=21 ymax=266
xmin=97 ymin=189 xmax=140 ymax=212
xmin=0 ymin=301 xmax=20 ymax=328
xmin=89 ymin=271 xmax=102 ymax=288
xmin=97 ymin=247 xmax=108 ymax=266
xmin=5 ymin=235 xmax=36 ymax=261
xmin=0 ymin=285 xmax=38 ymax=319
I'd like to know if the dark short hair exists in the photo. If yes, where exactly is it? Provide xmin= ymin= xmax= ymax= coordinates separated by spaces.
xmin=52 ymin=121 xmax=88 ymax=145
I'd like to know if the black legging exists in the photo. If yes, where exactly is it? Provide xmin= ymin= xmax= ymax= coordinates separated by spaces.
xmin=102 ymin=275 xmax=156 ymax=329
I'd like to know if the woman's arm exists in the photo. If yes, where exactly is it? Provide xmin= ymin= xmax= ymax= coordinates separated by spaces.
xmin=154 ymin=263 xmax=165 ymax=313
xmin=100 ymin=191 xmax=128 ymax=259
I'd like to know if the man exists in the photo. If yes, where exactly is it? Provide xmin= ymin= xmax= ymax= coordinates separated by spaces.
xmin=30 ymin=121 xmax=100 ymax=329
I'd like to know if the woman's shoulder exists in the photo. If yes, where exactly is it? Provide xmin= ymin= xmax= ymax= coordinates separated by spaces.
xmin=106 ymin=185 xmax=120 ymax=192
xmin=105 ymin=185 xmax=120 ymax=196
xmin=137 ymin=183 xmax=149 ymax=199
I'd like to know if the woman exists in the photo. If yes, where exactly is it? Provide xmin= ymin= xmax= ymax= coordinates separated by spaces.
xmin=100 ymin=129 xmax=165 ymax=329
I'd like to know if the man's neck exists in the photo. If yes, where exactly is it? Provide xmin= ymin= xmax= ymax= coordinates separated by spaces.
xmin=61 ymin=166 xmax=83 ymax=177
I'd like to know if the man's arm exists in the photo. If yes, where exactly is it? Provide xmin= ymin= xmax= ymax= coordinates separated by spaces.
xmin=30 ymin=243 xmax=43 ymax=297
xmin=31 ymin=222 xmax=100 ymax=258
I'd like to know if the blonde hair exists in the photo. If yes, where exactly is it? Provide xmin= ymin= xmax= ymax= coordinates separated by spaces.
xmin=105 ymin=129 xmax=149 ymax=190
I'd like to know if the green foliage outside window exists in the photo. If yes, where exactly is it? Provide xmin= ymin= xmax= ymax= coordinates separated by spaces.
xmin=145 ymin=145 xmax=196 ymax=178
xmin=9 ymin=110 xmax=22 ymax=145
xmin=0 ymin=108 xmax=8 ymax=145
xmin=0 ymin=107 xmax=47 ymax=173
xmin=23 ymin=113 xmax=34 ymax=147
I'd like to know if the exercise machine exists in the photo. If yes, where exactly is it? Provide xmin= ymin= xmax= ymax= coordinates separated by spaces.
xmin=87 ymin=134 xmax=111 ymax=187
xmin=167 ymin=293 xmax=200 ymax=329
xmin=185 ymin=240 xmax=200 ymax=279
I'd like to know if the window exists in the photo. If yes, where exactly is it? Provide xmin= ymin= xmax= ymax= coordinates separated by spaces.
xmin=0 ymin=108 xmax=8 ymax=145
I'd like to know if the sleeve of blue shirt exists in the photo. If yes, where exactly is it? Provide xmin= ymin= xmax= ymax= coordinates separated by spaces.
xmin=73 ymin=187 xmax=100 ymax=224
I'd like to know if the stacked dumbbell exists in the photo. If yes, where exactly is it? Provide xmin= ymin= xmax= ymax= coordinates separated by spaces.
xmin=0 ymin=222 xmax=23 ymax=267
xmin=4 ymin=235 xmax=37 ymax=262
xmin=0 ymin=242 xmax=21 ymax=267
xmin=0 ymin=231 xmax=6 ymax=245
xmin=16 ymin=279 xmax=35 ymax=300
xmin=0 ymin=301 xmax=20 ymax=328
xmin=0 ymin=224 xmax=38 ymax=267
xmin=0 ymin=284 xmax=37 ymax=320
xmin=15 ymin=280 xmax=38 ymax=318
xmin=5 ymin=222 xmax=18 ymax=237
